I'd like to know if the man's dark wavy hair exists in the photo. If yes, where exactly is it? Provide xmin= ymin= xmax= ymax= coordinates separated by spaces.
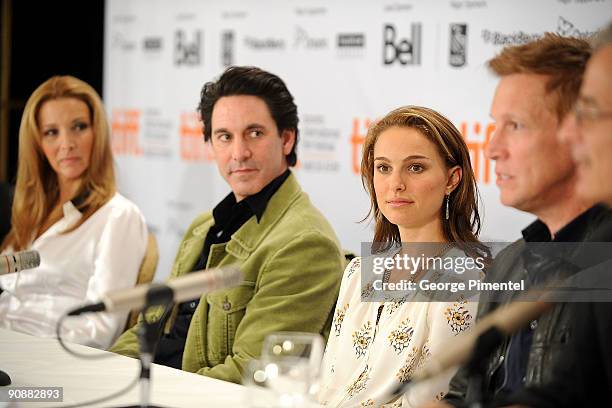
xmin=197 ymin=66 xmax=299 ymax=166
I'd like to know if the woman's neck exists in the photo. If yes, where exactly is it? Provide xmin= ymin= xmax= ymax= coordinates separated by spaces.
xmin=58 ymin=178 xmax=81 ymax=205
xmin=398 ymin=218 xmax=446 ymax=244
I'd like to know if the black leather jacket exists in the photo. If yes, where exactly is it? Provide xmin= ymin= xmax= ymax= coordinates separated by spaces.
xmin=444 ymin=205 xmax=612 ymax=407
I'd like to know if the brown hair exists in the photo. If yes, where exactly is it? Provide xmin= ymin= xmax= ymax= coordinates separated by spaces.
xmin=361 ymin=106 xmax=487 ymax=260
xmin=198 ymin=66 xmax=299 ymax=166
xmin=488 ymin=33 xmax=592 ymax=120
xmin=2 ymin=76 xmax=116 ymax=251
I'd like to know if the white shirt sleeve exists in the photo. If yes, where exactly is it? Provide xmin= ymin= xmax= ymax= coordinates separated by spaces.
xmin=0 ymin=193 xmax=148 ymax=350
xmin=59 ymin=201 xmax=148 ymax=349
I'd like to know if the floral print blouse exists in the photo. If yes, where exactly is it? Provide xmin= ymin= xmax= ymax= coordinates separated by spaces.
xmin=318 ymin=249 xmax=482 ymax=407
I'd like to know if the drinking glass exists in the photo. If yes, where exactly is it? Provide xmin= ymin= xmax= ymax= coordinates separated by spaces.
xmin=243 ymin=332 xmax=324 ymax=407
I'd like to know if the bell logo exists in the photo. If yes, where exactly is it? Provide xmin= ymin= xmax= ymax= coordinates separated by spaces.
xmin=111 ymin=109 xmax=142 ymax=156
xmin=383 ymin=23 xmax=421 ymax=66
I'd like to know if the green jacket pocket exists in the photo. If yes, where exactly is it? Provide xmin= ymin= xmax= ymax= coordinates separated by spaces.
xmin=205 ymin=282 xmax=255 ymax=364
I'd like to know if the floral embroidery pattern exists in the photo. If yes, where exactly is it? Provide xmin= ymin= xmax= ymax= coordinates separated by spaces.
xmin=347 ymin=258 xmax=361 ymax=278
xmin=360 ymin=399 xmax=375 ymax=407
xmin=444 ymin=299 xmax=473 ymax=334
xmin=385 ymin=301 xmax=401 ymax=315
xmin=334 ymin=303 xmax=349 ymax=336
xmin=352 ymin=321 xmax=373 ymax=358
xmin=388 ymin=319 xmax=414 ymax=354
xmin=385 ymin=295 xmax=408 ymax=315
xmin=396 ymin=346 xmax=419 ymax=383
xmin=361 ymin=282 xmax=375 ymax=300
xmin=417 ymin=341 xmax=432 ymax=370
xmin=347 ymin=365 xmax=371 ymax=398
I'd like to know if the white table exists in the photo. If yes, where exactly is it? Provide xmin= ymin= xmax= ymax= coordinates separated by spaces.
xmin=0 ymin=328 xmax=250 ymax=407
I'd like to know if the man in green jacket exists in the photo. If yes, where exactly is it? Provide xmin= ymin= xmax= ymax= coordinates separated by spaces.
xmin=111 ymin=66 xmax=344 ymax=384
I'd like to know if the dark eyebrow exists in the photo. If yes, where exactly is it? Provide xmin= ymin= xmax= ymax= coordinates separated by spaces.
xmin=213 ymin=123 xmax=267 ymax=135
xmin=374 ymin=155 xmax=430 ymax=161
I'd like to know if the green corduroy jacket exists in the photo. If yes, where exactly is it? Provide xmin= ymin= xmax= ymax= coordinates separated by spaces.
xmin=110 ymin=173 xmax=344 ymax=384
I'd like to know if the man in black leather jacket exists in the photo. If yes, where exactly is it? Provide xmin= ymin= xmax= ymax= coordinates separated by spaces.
xmin=423 ymin=34 xmax=612 ymax=408
xmin=494 ymin=21 xmax=612 ymax=408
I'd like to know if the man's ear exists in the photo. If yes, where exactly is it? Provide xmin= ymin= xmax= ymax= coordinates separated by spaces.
xmin=281 ymin=129 xmax=296 ymax=156
xmin=446 ymin=165 xmax=462 ymax=194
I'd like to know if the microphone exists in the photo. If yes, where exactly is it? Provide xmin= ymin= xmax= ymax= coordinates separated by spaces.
xmin=68 ymin=265 xmax=242 ymax=316
xmin=412 ymin=299 xmax=552 ymax=382
xmin=0 ymin=250 xmax=41 ymax=275
xmin=384 ymin=295 xmax=553 ymax=403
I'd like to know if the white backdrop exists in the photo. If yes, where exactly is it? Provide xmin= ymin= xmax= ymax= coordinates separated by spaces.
xmin=103 ymin=0 xmax=610 ymax=280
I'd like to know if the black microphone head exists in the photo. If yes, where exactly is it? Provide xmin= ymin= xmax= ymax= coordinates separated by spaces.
xmin=0 ymin=369 xmax=11 ymax=386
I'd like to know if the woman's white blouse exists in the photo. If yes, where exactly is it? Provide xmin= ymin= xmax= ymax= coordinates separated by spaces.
xmin=0 ymin=192 xmax=148 ymax=349
xmin=319 ymin=250 xmax=482 ymax=408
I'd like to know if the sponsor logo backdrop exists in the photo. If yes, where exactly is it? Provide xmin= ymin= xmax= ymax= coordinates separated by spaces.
xmin=104 ymin=0 xmax=609 ymax=279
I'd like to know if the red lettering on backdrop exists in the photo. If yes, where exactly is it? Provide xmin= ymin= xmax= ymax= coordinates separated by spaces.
xmin=111 ymin=109 xmax=143 ymax=156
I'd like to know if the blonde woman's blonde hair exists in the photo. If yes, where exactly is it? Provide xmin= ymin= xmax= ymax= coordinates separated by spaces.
xmin=2 ymin=75 xmax=116 ymax=251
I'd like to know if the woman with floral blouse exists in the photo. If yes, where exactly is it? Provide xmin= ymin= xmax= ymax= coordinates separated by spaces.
xmin=318 ymin=106 xmax=489 ymax=407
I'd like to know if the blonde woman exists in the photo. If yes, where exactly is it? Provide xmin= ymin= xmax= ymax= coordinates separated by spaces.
xmin=0 ymin=76 xmax=147 ymax=349
xmin=319 ymin=106 xmax=488 ymax=407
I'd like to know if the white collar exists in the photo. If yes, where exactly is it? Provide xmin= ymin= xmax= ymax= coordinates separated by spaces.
xmin=35 ymin=200 xmax=84 ymax=243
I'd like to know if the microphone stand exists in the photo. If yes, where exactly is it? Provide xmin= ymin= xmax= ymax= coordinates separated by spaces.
xmin=122 ymin=285 xmax=174 ymax=408
xmin=0 ymin=287 xmax=11 ymax=386
xmin=385 ymin=327 xmax=505 ymax=407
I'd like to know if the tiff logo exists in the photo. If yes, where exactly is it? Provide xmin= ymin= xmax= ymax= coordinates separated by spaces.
xmin=449 ymin=23 xmax=468 ymax=67
xmin=111 ymin=109 xmax=142 ymax=156
xmin=221 ymin=30 xmax=234 ymax=66
xmin=383 ymin=23 xmax=421 ymax=65
xmin=179 ymin=112 xmax=213 ymax=162
xmin=175 ymin=30 xmax=202 ymax=66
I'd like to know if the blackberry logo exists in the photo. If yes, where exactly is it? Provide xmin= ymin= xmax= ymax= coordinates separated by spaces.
xmin=244 ymin=36 xmax=285 ymax=50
